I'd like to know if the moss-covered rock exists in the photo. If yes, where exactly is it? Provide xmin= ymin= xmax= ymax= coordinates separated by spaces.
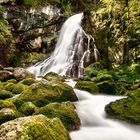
xmin=0 ymin=70 xmax=13 ymax=82
xmin=4 ymin=83 xmax=29 ymax=94
xmin=34 ymin=101 xmax=80 ymax=131
xmin=6 ymin=79 xmax=18 ymax=84
xmin=19 ymin=78 xmax=36 ymax=86
xmin=0 ymin=99 xmax=16 ymax=110
xmin=8 ymin=98 xmax=25 ymax=109
xmin=0 ymin=90 xmax=13 ymax=100
xmin=0 ymin=108 xmax=21 ymax=125
xmin=97 ymin=80 xmax=126 ymax=95
xmin=75 ymin=81 xmax=99 ymax=94
xmin=19 ymin=81 xmax=78 ymax=107
xmin=0 ymin=115 xmax=70 ymax=140
xmin=18 ymin=102 xmax=38 ymax=116
xmin=44 ymin=72 xmax=65 ymax=82
xmin=105 ymin=94 xmax=140 ymax=123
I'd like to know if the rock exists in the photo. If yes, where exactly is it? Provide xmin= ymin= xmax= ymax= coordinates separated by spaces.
xmin=0 ymin=108 xmax=18 ymax=125
xmin=97 ymin=80 xmax=125 ymax=95
xmin=18 ymin=102 xmax=38 ymax=116
xmin=105 ymin=89 xmax=140 ymax=123
xmin=44 ymin=72 xmax=65 ymax=82
xmin=34 ymin=101 xmax=81 ymax=131
xmin=6 ymin=79 xmax=17 ymax=84
xmin=18 ymin=81 xmax=78 ymax=107
xmin=13 ymin=68 xmax=35 ymax=81
xmin=75 ymin=81 xmax=99 ymax=93
xmin=0 ymin=99 xmax=16 ymax=110
xmin=4 ymin=82 xmax=29 ymax=94
xmin=0 ymin=115 xmax=70 ymax=140
xmin=19 ymin=78 xmax=36 ymax=86
xmin=0 ymin=70 xmax=13 ymax=81
xmin=0 ymin=90 xmax=13 ymax=100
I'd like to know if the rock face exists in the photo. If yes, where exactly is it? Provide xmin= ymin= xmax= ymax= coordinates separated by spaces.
xmin=0 ymin=114 xmax=70 ymax=140
xmin=3 ymin=2 xmax=65 ymax=53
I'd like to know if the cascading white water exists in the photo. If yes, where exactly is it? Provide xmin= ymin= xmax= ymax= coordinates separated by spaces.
xmin=27 ymin=13 xmax=96 ymax=78
xmin=70 ymin=89 xmax=140 ymax=140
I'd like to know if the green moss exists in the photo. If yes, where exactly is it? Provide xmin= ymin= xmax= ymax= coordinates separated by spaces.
xmin=97 ymin=80 xmax=117 ymax=94
xmin=19 ymin=81 xmax=78 ymax=107
xmin=0 ymin=99 xmax=16 ymax=110
xmin=4 ymin=82 xmax=29 ymax=95
xmin=19 ymin=78 xmax=36 ymax=86
xmin=6 ymin=79 xmax=18 ymax=84
xmin=34 ymin=102 xmax=80 ymax=131
xmin=75 ymin=81 xmax=99 ymax=93
xmin=0 ymin=90 xmax=13 ymax=100
xmin=0 ymin=108 xmax=20 ymax=125
xmin=0 ymin=115 xmax=70 ymax=140
xmin=18 ymin=102 xmax=38 ymax=116
xmin=43 ymin=72 xmax=65 ymax=82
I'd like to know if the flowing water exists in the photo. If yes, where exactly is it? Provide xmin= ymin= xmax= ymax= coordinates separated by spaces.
xmin=69 ymin=89 xmax=140 ymax=140
xmin=27 ymin=13 xmax=96 ymax=78
xmin=27 ymin=13 xmax=140 ymax=140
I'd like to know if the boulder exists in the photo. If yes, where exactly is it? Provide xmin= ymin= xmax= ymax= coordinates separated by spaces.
xmin=75 ymin=81 xmax=99 ymax=94
xmin=0 ymin=90 xmax=13 ymax=100
xmin=0 ymin=70 xmax=13 ymax=81
xmin=44 ymin=72 xmax=65 ymax=82
xmin=34 ymin=101 xmax=81 ymax=131
xmin=19 ymin=78 xmax=36 ymax=86
xmin=0 ymin=108 xmax=19 ymax=125
xmin=18 ymin=81 xmax=78 ymax=107
xmin=0 ymin=115 xmax=70 ymax=140
xmin=13 ymin=68 xmax=35 ymax=81
xmin=18 ymin=102 xmax=38 ymax=116
xmin=0 ymin=99 xmax=16 ymax=110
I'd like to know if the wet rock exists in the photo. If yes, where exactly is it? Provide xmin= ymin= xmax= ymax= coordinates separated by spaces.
xmin=0 ymin=114 xmax=70 ymax=140
xmin=34 ymin=101 xmax=81 ymax=131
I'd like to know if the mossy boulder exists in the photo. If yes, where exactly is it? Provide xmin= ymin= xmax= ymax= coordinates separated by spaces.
xmin=18 ymin=102 xmax=38 ymax=116
xmin=4 ymin=83 xmax=29 ymax=94
xmin=34 ymin=101 xmax=81 ymax=131
xmin=0 ymin=90 xmax=13 ymax=100
xmin=19 ymin=78 xmax=36 ymax=86
xmin=0 ymin=70 xmax=13 ymax=82
xmin=44 ymin=72 xmax=65 ymax=82
xmin=6 ymin=79 xmax=17 ymax=84
xmin=105 ymin=88 xmax=140 ymax=123
xmin=0 ymin=115 xmax=70 ymax=140
xmin=19 ymin=81 xmax=78 ymax=107
xmin=0 ymin=108 xmax=21 ymax=125
xmin=97 ymin=80 xmax=125 ymax=95
xmin=75 ymin=81 xmax=99 ymax=93
xmin=0 ymin=99 xmax=16 ymax=110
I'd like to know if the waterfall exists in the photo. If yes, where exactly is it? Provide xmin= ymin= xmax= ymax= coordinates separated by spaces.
xmin=27 ymin=13 xmax=97 ymax=78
